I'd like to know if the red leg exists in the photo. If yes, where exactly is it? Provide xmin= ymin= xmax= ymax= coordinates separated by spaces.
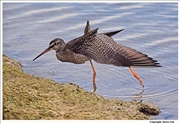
xmin=129 ymin=67 xmax=144 ymax=87
xmin=89 ymin=60 xmax=97 ymax=92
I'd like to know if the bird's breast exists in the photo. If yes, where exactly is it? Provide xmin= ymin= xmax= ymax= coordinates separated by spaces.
xmin=56 ymin=49 xmax=89 ymax=64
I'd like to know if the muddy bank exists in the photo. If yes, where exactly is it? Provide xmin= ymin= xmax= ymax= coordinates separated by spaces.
xmin=3 ymin=54 xmax=160 ymax=120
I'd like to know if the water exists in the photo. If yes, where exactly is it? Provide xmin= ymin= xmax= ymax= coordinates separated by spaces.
xmin=3 ymin=2 xmax=178 ymax=120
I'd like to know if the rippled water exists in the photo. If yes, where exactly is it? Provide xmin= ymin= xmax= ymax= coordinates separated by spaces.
xmin=3 ymin=2 xmax=178 ymax=120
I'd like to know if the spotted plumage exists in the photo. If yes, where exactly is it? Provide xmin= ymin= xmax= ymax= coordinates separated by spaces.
xmin=64 ymin=28 xmax=160 ymax=67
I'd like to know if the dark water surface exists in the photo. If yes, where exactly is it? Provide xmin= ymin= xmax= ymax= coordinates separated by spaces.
xmin=3 ymin=2 xmax=178 ymax=120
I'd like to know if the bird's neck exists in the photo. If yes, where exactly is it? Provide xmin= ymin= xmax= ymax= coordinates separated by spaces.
xmin=55 ymin=44 xmax=65 ymax=52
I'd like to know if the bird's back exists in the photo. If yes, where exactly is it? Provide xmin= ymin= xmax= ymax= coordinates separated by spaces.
xmin=64 ymin=28 xmax=161 ymax=67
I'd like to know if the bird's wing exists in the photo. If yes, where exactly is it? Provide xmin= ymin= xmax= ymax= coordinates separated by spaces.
xmin=65 ymin=28 xmax=161 ymax=67
xmin=101 ymin=29 xmax=124 ymax=37
xmin=84 ymin=20 xmax=124 ymax=37
xmin=84 ymin=21 xmax=90 ymax=35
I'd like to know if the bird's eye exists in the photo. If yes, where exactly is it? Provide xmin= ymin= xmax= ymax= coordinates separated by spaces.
xmin=51 ymin=42 xmax=58 ymax=47
xmin=55 ymin=42 xmax=59 ymax=46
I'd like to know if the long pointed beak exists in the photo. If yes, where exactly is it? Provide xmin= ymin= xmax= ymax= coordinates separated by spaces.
xmin=33 ymin=47 xmax=52 ymax=61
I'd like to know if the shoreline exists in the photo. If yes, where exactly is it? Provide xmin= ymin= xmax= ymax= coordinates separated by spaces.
xmin=3 ymin=54 xmax=160 ymax=120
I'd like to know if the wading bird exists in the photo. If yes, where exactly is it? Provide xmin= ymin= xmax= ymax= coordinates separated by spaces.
xmin=33 ymin=21 xmax=161 ymax=92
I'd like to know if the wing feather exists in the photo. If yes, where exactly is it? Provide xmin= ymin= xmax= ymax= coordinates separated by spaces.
xmin=64 ymin=29 xmax=161 ymax=67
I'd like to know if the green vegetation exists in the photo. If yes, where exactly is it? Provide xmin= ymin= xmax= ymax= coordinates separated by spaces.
xmin=3 ymin=54 xmax=160 ymax=120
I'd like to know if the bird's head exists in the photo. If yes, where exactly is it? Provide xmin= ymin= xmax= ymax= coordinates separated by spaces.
xmin=33 ymin=38 xmax=65 ymax=61
xmin=49 ymin=38 xmax=65 ymax=51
